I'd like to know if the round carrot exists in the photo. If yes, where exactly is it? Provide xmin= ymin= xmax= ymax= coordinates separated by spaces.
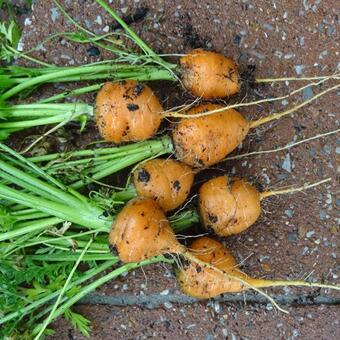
xmin=172 ymin=103 xmax=249 ymax=167
xmin=180 ymin=49 xmax=240 ymax=99
xmin=178 ymin=237 xmax=340 ymax=299
xmin=199 ymin=176 xmax=330 ymax=237
xmin=133 ymin=158 xmax=194 ymax=211
xmin=96 ymin=80 xmax=162 ymax=143
xmin=109 ymin=198 xmax=185 ymax=263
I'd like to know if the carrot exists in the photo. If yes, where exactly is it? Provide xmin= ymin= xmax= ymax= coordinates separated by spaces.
xmin=96 ymin=80 xmax=163 ymax=143
xmin=172 ymin=83 xmax=339 ymax=167
xmin=199 ymin=176 xmax=331 ymax=236
xmin=109 ymin=198 xmax=186 ymax=263
xmin=132 ymin=158 xmax=194 ymax=211
xmin=180 ymin=49 xmax=240 ymax=99
xmin=177 ymin=236 xmax=340 ymax=299
xmin=173 ymin=103 xmax=249 ymax=167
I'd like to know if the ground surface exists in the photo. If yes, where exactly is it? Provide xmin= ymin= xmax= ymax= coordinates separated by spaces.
xmin=5 ymin=0 xmax=340 ymax=339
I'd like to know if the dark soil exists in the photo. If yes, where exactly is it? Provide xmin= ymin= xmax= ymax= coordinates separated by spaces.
xmin=5 ymin=0 xmax=340 ymax=339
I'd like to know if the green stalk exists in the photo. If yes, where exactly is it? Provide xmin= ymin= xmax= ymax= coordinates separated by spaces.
xmin=35 ymin=256 xmax=172 ymax=330
xmin=34 ymin=238 xmax=93 ymax=339
xmin=38 ymin=84 xmax=103 ymax=103
xmin=0 ymin=65 xmax=175 ymax=101
xmin=27 ymin=253 xmax=116 ymax=262
xmin=0 ymin=184 xmax=109 ymax=230
xmin=29 ymin=135 xmax=172 ymax=163
xmin=0 ymin=218 xmax=62 ymax=242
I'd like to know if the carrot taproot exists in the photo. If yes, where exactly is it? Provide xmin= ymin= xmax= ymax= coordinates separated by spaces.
xmin=132 ymin=158 xmax=194 ymax=211
xmin=179 ymin=49 xmax=240 ymax=99
xmin=177 ymin=237 xmax=340 ymax=299
xmin=199 ymin=176 xmax=330 ymax=236
xmin=96 ymin=80 xmax=162 ymax=143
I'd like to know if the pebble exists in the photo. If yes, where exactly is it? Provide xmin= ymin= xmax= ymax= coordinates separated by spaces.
xmin=294 ymin=65 xmax=305 ymax=75
xmin=263 ymin=23 xmax=273 ymax=30
xmin=95 ymin=15 xmax=103 ymax=25
xmin=322 ymin=144 xmax=332 ymax=154
xmin=164 ymin=301 xmax=173 ymax=309
xmin=319 ymin=211 xmax=327 ymax=220
xmin=87 ymin=46 xmax=101 ymax=57
xmin=306 ymin=230 xmax=315 ymax=238
xmin=160 ymin=289 xmax=169 ymax=296
xmin=24 ymin=18 xmax=32 ymax=26
xmin=303 ymin=86 xmax=314 ymax=100
xmin=205 ymin=333 xmax=214 ymax=340
xmin=50 ymin=7 xmax=59 ymax=22
xmin=284 ymin=209 xmax=294 ymax=218
xmin=233 ymin=35 xmax=241 ymax=45
xmin=309 ymin=148 xmax=317 ymax=157
xmin=336 ymin=199 xmax=340 ymax=208
xmin=287 ymin=232 xmax=298 ymax=242
xmin=281 ymin=153 xmax=292 ymax=172
xmin=336 ymin=147 xmax=340 ymax=155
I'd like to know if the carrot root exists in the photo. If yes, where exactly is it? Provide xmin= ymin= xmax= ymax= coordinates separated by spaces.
xmin=255 ymin=73 xmax=340 ymax=83
xmin=163 ymin=76 xmax=338 ymax=119
xmin=249 ymin=278 xmax=340 ymax=291
xmin=225 ymin=128 xmax=340 ymax=161
xmin=259 ymin=177 xmax=331 ymax=200
xmin=249 ymin=83 xmax=340 ymax=129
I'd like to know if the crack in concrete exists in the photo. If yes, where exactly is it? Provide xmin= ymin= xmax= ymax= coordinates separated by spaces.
xmin=79 ymin=293 xmax=340 ymax=309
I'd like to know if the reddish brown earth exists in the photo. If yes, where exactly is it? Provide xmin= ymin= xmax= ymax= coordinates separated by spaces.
xmin=5 ymin=0 xmax=340 ymax=339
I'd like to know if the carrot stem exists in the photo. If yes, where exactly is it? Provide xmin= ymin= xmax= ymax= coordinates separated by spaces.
xmin=249 ymin=83 xmax=340 ymax=129
xmin=260 ymin=177 xmax=331 ymax=200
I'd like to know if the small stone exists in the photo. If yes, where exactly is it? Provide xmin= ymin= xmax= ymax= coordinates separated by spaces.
xmin=281 ymin=99 xmax=289 ymax=106
xmin=50 ymin=7 xmax=59 ymax=22
xmin=319 ymin=211 xmax=327 ymax=220
xmin=160 ymin=289 xmax=169 ymax=296
xmin=292 ymin=329 xmax=300 ymax=337
xmin=95 ymin=15 xmax=103 ymax=25
xmin=299 ymin=36 xmax=305 ymax=46
xmin=266 ymin=303 xmax=273 ymax=311
xmin=121 ymin=7 xmax=128 ymax=13
xmin=319 ymin=50 xmax=328 ymax=59
xmin=285 ymin=209 xmax=294 ymax=218
xmin=281 ymin=153 xmax=292 ymax=172
xmin=263 ymin=23 xmax=273 ymax=30
xmin=336 ymin=147 xmax=340 ymax=154
xmin=284 ymin=53 xmax=295 ymax=60
xmin=322 ymin=144 xmax=332 ymax=154
xmin=233 ymin=35 xmax=242 ymax=45
xmin=309 ymin=148 xmax=317 ymax=157
xmin=303 ymin=86 xmax=314 ymax=100
xmin=24 ymin=18 xmax=32 ymax=26
xmin=87 ymin=46 xmax=100 ymax=57
xmin=205 ymin=333 xmax=214 ymax=340
xmin=336 ymin=199 xmax=340 ymax=208
xmin=287 ymin=232 xmax=298 ymax=242
xmin=164 ymin=301 xmax=173 ymax=309
xmin=306 ymin=230 xmax=315 ymax=238
xmin=294 ymin=65 xmax=305 ymax=75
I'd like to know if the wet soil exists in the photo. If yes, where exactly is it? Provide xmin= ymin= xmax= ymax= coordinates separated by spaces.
xmin=3 ymin=0 xmax=340 ymax=339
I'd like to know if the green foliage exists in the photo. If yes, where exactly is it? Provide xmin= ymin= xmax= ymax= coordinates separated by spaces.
xmin=0 ymin=20 xmax=22 ymax=63
xmin=64 ymin=309 xmax=91 ymax=337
